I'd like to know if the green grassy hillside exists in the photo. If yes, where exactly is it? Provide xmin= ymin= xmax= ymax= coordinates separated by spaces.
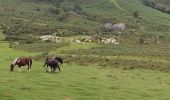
xmin=1 ymin=42 xmax=170 ymax=100
xmin=143 ymin=0 xmax=170 ymax=14
xmin=0 ymin=0 xmax=169 ymax=40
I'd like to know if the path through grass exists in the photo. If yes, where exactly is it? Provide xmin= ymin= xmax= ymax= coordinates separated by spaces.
xmin=110 ymin=0 xmax=127 ymax=12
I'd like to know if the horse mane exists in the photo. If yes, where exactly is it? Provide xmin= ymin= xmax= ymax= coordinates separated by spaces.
xmin=12 ymin=58 xmax=19 ymax=65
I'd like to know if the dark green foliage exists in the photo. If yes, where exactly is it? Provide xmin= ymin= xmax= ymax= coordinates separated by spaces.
xmin=48 ymin=7 xmax=61 ymax=15
xmin=143 ymin=0 xmax=170 ymax=14
xmin=74 ymin=4 xmax=82 ymax=11
xmin=38 ymin=52 xmax=170 ymax=72
xmin=3 ymin=20 xmax=26 ymax=40
xmin=11 ymin=41 xmax=70 ymax=52
xmin=133 ymin=11 xmax=139 ymax=18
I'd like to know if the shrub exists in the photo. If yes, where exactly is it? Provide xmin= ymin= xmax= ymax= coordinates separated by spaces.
xmin=143 ymin=0 xmax=170 ymax=14
xmin=133 ymin=11 xmax=139 ymax=18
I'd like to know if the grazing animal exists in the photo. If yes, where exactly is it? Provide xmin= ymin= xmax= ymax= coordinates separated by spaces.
xmin=111 ymin=23 xmax=126 ymax=34
xmin=10 ymin=57 xmax=32 ymax=72
xmin=103 ymin=23 xmax=113 ymax=31
xmin=103 ymin=23 xmax=126 ymax=34
xmin=44 ymin=57 xmax=63 ymax=72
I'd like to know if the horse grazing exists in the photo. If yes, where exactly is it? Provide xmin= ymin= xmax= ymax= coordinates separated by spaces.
xmin=10 ymin=57 xmax=32 ymax=72
xmin=44 ymin=57 xmax=63 ymax=72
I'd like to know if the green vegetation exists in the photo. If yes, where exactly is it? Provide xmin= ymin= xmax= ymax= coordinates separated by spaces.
xmin=0 ymin=0 xmax=170 ymax=99
xmin=0 ymin=0 xmax=170 ymax=40
xmin=1 ymin=42 xmax=170 ymax=100
xmin=0 ymin=30 xmax=5 ymax=40
xmin=143 ymin=0 xmax=170 ymax=14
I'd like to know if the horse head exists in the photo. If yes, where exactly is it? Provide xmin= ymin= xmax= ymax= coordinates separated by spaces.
xmin=10 ymin=58 xmax=18 ymax=72
xmin=10 ymin=64 xmax=15 ymax=71
xmin=54 ymin=57 xmax=63 ymax=64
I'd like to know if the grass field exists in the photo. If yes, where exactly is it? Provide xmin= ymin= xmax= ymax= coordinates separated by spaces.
xmin=1 ymin=42 xmax=170 ymax=100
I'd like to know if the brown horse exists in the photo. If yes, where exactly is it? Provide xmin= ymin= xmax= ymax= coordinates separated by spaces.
xmin=10 ymin=57 xmax=32 ymax=72
xmin=44 ymin=57 xmax=63 ymax=72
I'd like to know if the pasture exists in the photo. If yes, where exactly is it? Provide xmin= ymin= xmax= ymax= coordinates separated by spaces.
xmin=0 ymin=0 xmax=170 ymax=99
xmin=1 ymin=42 xmax=170 ymax=100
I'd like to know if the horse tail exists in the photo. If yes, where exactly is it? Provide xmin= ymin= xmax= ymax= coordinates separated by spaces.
xmin=59 ymin=58 xmax=63 ymax=64
xmin=29 ymin=58 xmax=32 ymax=69
xmin=57 ymin=63 xmax=61 ymax=71
xmin=55 ymin=57 xmax=63 ymax=64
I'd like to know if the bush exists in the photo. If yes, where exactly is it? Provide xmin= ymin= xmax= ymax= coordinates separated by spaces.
xmin=143 ymin=0 xmax=170 ymax=14
xmin=133 ymin=11 xmax=139 ymax=18
xmin=48 ymin=7 xmax=61 ymax=15
xmin=74 ymin=4 xmax=82 ymax=11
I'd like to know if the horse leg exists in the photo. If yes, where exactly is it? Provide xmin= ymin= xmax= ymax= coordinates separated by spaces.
xmin=28 ymin=59 xmax=32 ymax=72
xmin=47 ymin=65 xmax=49 ymax=71
xmin=51 ymin=67 xmax=54 ymax=72
xmin=30 ymin=59 xmax=32 ymax=69
xmin=46 ymin=65 xmax=51 ymax=72
xmin=53 ymin=67 xmax=57 ymax=73
xmin=28 ymin=65 xmax=31 ymax=72
xmin=18 ymin=66 xmax=21 ymax=72
xmin=58 ymin=65 xmax=61 ymax=72
xmin=46 ymin=65 xmax=48 ymax=72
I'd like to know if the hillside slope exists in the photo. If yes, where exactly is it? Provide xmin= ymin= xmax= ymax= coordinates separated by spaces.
xmin=0 ymin=0 xmax=169 ymax=40
xmin=143 ymin=0 xmax=170 ymax=14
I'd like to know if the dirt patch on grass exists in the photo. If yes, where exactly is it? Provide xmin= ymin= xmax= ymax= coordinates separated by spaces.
xmin=0 ymin=80 xmax=8 ymax=83
xmin=0 ymin=92 xmax=12 ymax=97
xmin=20 ymin=86 xmax=31 ymax=91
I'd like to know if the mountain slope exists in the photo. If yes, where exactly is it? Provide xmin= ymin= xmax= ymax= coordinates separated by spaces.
xmin=0 ymin=0 xmax=169 ymax=41
xmin=143 ymin=0 xmax=170 ymax=14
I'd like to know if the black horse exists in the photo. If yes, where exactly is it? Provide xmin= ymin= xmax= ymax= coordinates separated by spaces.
xmin=10 ymin=57 xmax=32 ymax=72
xmin=44 ymin=57 xmax=63 ymax=72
